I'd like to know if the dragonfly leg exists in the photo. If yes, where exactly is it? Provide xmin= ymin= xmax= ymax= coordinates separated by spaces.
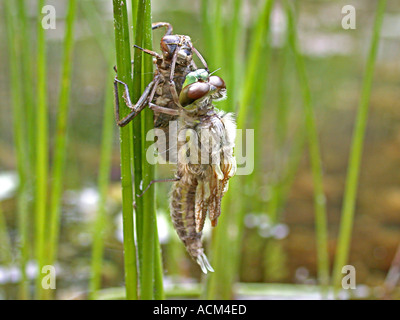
xmin=114 ymin=76 xmax=158 ymax=127
xmin=167 ymin=38 xmax=189 ymax=113
xmin=134 ymin=45 xmax=162 ymax=59
xmin=152 ymin=22 xmax=173 ymax=36
xmin=149 ymin=103 xmax=180 ymax=116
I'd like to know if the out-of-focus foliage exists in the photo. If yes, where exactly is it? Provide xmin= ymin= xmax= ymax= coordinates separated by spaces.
xmin=0 ymin=0 xmax=399 ymax=299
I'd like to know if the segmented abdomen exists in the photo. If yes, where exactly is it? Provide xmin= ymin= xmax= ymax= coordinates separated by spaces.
xmin=170 ymin=173 xmax=214 ymax=273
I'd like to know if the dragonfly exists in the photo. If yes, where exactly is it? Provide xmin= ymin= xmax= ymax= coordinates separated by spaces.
xmin=149 ymin=69 xmax=237 ymax=273
xmin=114 ymin=22 xmax=209 ymax=161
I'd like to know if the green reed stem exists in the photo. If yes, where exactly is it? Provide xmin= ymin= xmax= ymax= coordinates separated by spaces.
xmin=4 ymin=0 xmax=31 ymax=300
xmin=137 ymin=0 xmax=163 ymax=300
xmin=140 ymin=1 xmax=155 ymax=299
xmin=225 ymin=0 xmax=243 ymax=113
xmin=213 ymin=0 xmax=224 ymax=70
xmin=16 ymin=2 xmax=34 ymax=298
xmin=34 ymin=0 xmax=49 ymax=300
xmin=332 ymin=0 xmax=386 ymax=293
xmin=112 ymin=0 xmax=138 ymax=300
xmin=132 ymin=0 xmax=145 ymax=274
xmin=0 ymin=204 xmax=12 ymax=266
xmin=17 ymin=0 xmax=36 ymax=175
xmin=201 ymin=0 xmax=216 ymax=70
xmin=153 ymin=224 xmax=164 ymax=300
xmin=145 ymin=0 xmax=164 ymax=300
xmin=285 ymin=0 xmax=330 ymax=289
xmin=238 ymin=0 xmax=274 ymax=129
xmin=48 ymin=0 xmax=77 ymax=270
xmin=81 ymin=0 xmax=115 ymax=299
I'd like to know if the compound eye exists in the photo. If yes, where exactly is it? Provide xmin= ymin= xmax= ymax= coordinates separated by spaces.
xmin=182 ymin=48 xmax=192 ymax=56
xmin=160 ymin=35 xmax=179 ymax=56
xmin=209 ymin=76 xmax=226 ymax=90
xmin=179 ymin=82 xmax=210 ymax=107
xmin=187 ymin=82 xmax=210 ymax=100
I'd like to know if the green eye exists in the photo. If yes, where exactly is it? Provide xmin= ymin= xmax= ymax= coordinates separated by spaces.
xmin=182 ymin=69 xmax=209 ymax=88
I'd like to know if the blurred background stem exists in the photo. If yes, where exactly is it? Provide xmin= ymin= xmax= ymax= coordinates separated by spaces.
xmin=332 ymin=0 xmax=387 ymax=295
xmin=285 ymin=0 xmax=330 ymax=290
xmin=34 ymin=0 xmax=49 ymax=300
xmin=206 ymin=0 xmax=274 ymax=300
xmin=48 ymin=0 xmax=77 ymax=276
xmin=4 ymin=0 xmax=30 ymax=299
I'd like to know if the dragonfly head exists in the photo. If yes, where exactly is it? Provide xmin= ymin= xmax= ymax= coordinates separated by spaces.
xmin=179 ymin=70 xmax=226 ymax=108
xmin=160 ymin=35 xmax=193 ymax=65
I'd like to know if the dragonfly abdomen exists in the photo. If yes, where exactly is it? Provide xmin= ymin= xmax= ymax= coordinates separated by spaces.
xmin=170 ymin=174 xmax=214 ymax=273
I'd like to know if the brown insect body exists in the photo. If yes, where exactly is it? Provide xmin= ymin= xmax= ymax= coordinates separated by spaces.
xmin=152 ymin=38 xmax=195 ymax=160
xmin=169 ymin=75 xmax=236 ymax=273
xmin=114 ymin=22 xmax=208 ymax=139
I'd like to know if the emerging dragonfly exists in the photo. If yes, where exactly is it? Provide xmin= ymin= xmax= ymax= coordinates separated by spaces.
xmin=150 ymin=69 xmax=237 ymax=273
xmin=114 ymin=22 xmax=208 ymax=156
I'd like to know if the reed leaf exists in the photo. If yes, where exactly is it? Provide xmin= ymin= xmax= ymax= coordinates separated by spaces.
xmin=112 ymin=0 xmax=138 ymax=300
xmin=284 ymin=0 xmax=330 ymax=289
xmin=332 ymin=0 xmax=387 ymax=294
xmin=34 ymin=0 xmax=50 ymax=300
xmin=4 ymin=0 xmax=31 ymax=300
xmin=48 ymin=0 xmax=77 ymax=271
xmin=139 ymin=0 xmax=156 ymax=300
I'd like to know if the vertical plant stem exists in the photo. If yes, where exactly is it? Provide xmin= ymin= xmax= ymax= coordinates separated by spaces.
xmin=0 ymin=204 xmax=12 ymax=266
xmin=48 ymin=0 xmax=77 ymax=270
xmin=332 ymin=0 xmax=386 ymax=293
xmin=144 ymin=0 xmax=164 ymax=300
xmin=112 ymin=0 xmax=138 ymax=300
xmin=153 ymin=224 xmax=164 ymax=299
xmin=132 ymin=0 xmax=145 ymax=277
xmin=285 ymin=0 xmax=330 ymax=289
xmin=16 ymin=0 xmax=35 ymax=299
xmin=131 ymin=0 xmax=138 ymax=52
xmin=138 ymin=0 xmax=163 ymax=300
xmin=201 ymin=0 xmax=216 ymax=70
xmin=17 ymin=0 xmax=36 ymax=174
xmin=213 ymin=0 xmax=224 ymax=70
xmin=35 ymin=0 xmax=49 ymax=300
xmin=237 ymin=0 xmax=275 ymax=128
xmin=225 ymin=0 xmax=243 ymax=113
xmin=4 ymin=0 xmax=31 ymax=300
xmin=140 ymin=1 xmax=155 ymax=299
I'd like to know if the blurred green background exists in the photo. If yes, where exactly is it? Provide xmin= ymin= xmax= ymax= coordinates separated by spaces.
xmin=0 ymin=0 xmax=399 ymax=299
